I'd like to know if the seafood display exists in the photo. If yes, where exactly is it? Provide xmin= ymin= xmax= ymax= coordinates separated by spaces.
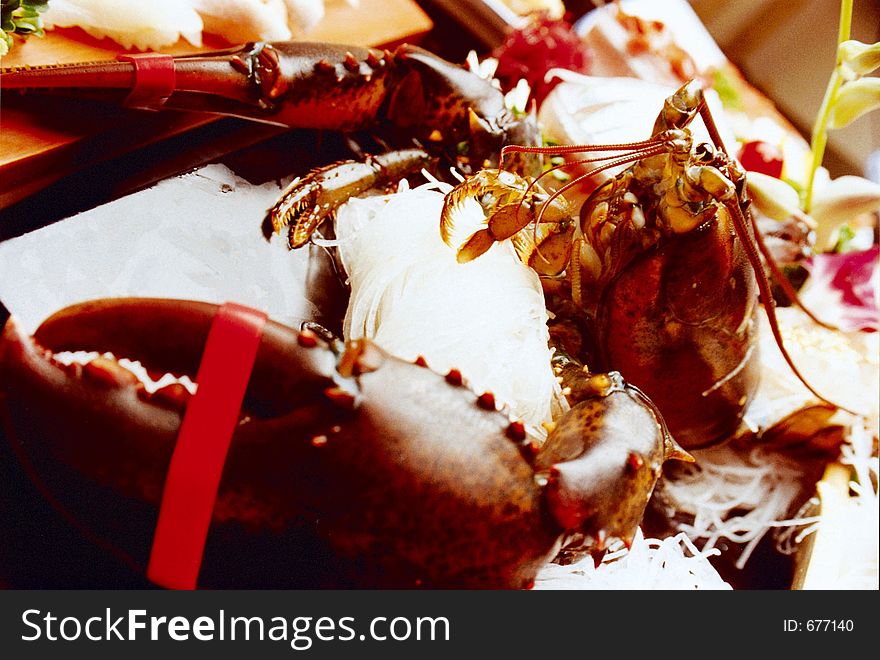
xmin=435 ymin=79 xmax=858 ymax=452
xmin=0 ymin=0 xmax=877 ymax=590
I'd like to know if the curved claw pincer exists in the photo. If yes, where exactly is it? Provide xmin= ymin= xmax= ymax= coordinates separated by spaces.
xmin=535 ymin=371 xmax=692 ymax=563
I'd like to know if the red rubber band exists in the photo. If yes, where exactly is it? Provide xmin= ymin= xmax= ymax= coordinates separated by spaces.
xmin=147 ymin=302 xmax=267 ymax=590
xmin=116 ymin=53 xmax=176 ymax=108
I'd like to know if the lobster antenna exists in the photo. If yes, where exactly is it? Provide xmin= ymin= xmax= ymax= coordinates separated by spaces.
xmin=696 ymin=99 xmax=728 ymax=160
xmin=521 ymin=145 xmax=665 ymax=205
xmin=534 ymin=148 xmax=667 ymax=228
xmin=531 ymin=147 xmax=667 ymax=264
xmin=696 ymin=98 xmax=836 ymax=329
xmin=515 ymin=146 xmax=664 ymax=235
xmin=723 ymin=198 xmax=857 ymax=414
xmin=502 ymin=134 xmax=671 ymax=235
xmin=501 ymin=135 xmax=667 ymax=164
xmin=697 ymin=101 xmax=856 ymax=413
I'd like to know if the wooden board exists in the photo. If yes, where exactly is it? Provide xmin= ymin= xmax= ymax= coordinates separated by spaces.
xmin=0 ymin=0 xmax=433 ymax=209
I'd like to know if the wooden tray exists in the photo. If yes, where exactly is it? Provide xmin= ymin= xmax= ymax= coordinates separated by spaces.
xmin=0 ymin=0 xmax=433 ymax=209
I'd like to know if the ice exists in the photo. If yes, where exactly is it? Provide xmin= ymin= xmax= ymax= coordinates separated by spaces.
xmin=0 ymin=165 xmax=315 ymax=334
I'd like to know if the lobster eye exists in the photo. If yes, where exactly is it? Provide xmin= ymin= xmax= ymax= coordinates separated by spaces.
xmin=695 ymin=143 xmax=715 ymax=162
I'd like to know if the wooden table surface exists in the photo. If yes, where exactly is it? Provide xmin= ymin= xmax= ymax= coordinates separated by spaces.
xmin=0 ymin=0 xmax=433 ymax=210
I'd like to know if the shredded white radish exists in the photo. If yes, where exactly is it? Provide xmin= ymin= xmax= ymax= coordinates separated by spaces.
xmin=776 ymin=419 xmax=879 ymax=589
xmin=662 ymin=305 xmax=878 ymax=576
xmin=661 ymin=444 xmax=808 ymax=569
xmin=534 ymin=528 xmax=731 ymax=590
xmin=833 ymin=420 xmax=880 ymax=589
xmin=333 ymin=179 xmax=564 ymax=437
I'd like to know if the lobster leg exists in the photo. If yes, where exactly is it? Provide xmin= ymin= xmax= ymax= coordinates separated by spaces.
xmin=265 ymin=148 xmax=431 ymax=249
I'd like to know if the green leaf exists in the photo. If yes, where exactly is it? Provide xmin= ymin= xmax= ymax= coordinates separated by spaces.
xmin=0 ymin=0 xmax=48 ymax=53
xmin=712 ymin=68 xmax=742 ymax=110
xmin=832 ymin=223 xmax=857 ymax=253
xmin=829 ymin=77 xmax=880 ymax=128
xmin=839 ymin=39 xmax=880 ymax=77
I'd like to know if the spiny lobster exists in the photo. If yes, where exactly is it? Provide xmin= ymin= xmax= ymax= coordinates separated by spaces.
xmin=434 ymin=80 xmax=852 ymax=449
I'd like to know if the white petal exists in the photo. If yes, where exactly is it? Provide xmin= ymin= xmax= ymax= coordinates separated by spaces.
xmin=812 ymin=175 xmax=880 ymax=248
xmin=746 ymin=171 xmax=806 ymax=223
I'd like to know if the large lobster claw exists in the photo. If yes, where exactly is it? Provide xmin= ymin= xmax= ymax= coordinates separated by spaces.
xmin=0 ymin=298 xmax=687 ymax=587
xmin=535 ymin=367 xmax=693 ymax=564
xmin=0 ymin=42 xmax=537 ymax=171
xmin=1 ymin=298 xmax=565 ymax=588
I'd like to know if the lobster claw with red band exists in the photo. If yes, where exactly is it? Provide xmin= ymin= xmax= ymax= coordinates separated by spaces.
xmin=1 ymin=42 xmax=543 ymax=252
xmin=0 ymin=298 xmax=689 ymax=588
xmin=0 ymin=42 xmax=540 ymax=175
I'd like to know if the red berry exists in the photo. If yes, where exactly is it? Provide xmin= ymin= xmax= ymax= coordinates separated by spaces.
xmin=738 ymin=141 xmax=784 ymax=178
xmin=492 ymin=16 xmax=591 ymax=107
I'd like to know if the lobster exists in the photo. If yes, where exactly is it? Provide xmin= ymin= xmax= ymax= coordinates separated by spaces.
xmin=0 ymin=298 xmax=688 ymax=588
xmin=1 ymin=40 xmax=539 ymax=238
xmin=433 ymin=80 xmax=852 ymax=449
xmin=2 ymin=39 xmax=641 ymax=589
xmin=0 ymin=40 xmax=826 ymax=585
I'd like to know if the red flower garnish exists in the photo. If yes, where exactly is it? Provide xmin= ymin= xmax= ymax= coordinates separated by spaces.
xmin=738 ymin=141 xmax=784 ymax=179
xmin=493 ymin=14 xmax=591 ymax=107
xmin=804 ymin=246 xmax=880 ymax=332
